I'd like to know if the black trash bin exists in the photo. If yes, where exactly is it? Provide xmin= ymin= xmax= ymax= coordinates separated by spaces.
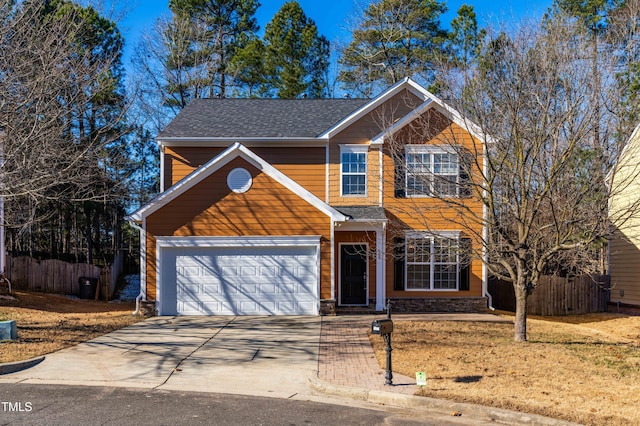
xmin=78 ymin=277 xmax=98 ymax=299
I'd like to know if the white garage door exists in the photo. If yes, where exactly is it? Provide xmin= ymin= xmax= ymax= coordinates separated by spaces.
xmin=160 ymin=243 xmax=319 ymax=316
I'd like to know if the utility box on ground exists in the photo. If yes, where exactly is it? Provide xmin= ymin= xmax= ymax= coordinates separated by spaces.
xmin=0 ymin=320 xmax=17 ymax=340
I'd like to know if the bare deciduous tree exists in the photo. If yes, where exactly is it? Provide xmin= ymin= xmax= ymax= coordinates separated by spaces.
xmin=384 ymin=13 xmax=640 ymax=342
xmin=0 ymin=0 xmax=133 ymax=261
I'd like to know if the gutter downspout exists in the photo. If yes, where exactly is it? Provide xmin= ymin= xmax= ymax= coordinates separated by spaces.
xmin=128 ymin=220 xmax=145 ymax=316
xmin=482 ymin=136 xmax=495 ymax=311
xmin=483 ymin=223 xmax=494 ymax=311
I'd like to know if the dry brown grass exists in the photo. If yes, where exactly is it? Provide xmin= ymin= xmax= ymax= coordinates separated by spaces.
xmin=370 ymin=312 xmax=640 ymax=426
xmin=0 ymin=291 xmax=142 ymax=363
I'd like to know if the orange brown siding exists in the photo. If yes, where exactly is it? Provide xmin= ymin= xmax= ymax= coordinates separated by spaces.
xmin=164 ymin=146 xmax=326 ymax=199
xmin=380 ymin=111 xmax=484 ymax=298
xmin=329 ymin=89 xmax=423 ymax=206
xmin=146 ymin=157 xmax=332 ymax=301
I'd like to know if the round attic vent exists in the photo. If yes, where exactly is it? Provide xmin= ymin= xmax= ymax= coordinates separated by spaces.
xmin=227 ymin=168 xmax=252 ymax=193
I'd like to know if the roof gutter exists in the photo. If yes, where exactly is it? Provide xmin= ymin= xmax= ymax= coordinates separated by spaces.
xmin=157 ymin=137 xmax=328 ymax=148
xmin=127 ymin=220 xmax=145 ymax=316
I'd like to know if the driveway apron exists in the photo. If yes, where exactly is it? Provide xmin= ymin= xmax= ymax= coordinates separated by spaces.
xmin=161 ymin=316 xmax=321 ymax=397
xmin=0 ymin=316 xmax=321 ymax=399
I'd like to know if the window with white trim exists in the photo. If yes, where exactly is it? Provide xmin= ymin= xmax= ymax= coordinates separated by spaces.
xmin=340 ymin=145 xmax=367 ymax=196
xmin=405 ymin=233 xmax=461 ymax=290
xmin=405 ymin=145 xmax=461 ymax=197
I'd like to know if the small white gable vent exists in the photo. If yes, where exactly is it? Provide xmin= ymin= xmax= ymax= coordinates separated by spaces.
xmin=227 ymin=167 xmax=252 ymax=193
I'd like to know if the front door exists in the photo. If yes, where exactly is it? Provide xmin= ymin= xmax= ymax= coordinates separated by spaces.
xmin=340 ymin=244 xmax=367 ymax=305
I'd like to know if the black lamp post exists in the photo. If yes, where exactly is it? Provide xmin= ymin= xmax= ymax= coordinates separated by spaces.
xmin=384 ymin=299 xmax=393 ymax=385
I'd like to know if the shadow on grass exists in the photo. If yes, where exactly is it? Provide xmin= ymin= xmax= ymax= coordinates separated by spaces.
xmin=527 ymin=339 xmax=623 ymax=346
xmin=454 ymin=375 xmax=483 ymax=383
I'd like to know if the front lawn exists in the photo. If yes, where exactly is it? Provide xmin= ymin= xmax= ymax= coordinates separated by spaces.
xmin=370 ymin=312 xmax=640 ymax=425
xmin=0 ymin=291 xmax=142 ymax=363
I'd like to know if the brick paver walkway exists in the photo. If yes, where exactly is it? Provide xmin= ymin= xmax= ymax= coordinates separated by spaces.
xmin=318 ymin=316 xmax=418 ymax=395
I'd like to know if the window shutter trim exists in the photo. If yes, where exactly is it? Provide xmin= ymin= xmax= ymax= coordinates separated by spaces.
xmin=394 ymin=237 xmax=405 ymax=291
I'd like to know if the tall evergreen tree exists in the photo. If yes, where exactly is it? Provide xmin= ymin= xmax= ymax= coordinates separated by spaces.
xmin=262 ymin=1 xmax=329 ymax=98
xmin=554 ymin=0 xmax=614 ymax=28
xmin=228 ymin=35 xmax=266 ymax=97
xmin=167 ymin=0 xmax=260 ymax=99
xmin=44 ymin=0 xmax=130 ymax=264
xmin=449 ymin=4 xmax=485 ymax=69
xmin=339 ymin=0 xmax=449 ymax=97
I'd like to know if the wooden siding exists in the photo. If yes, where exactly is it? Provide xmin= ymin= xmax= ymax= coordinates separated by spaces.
xmin=164 ymin=146 xmax=326 ymax=199
xmin=328 ymin=89 xmax=422 ymax=206
xmin=163 ymin=146 xmax=225 ymax=188
xmin=378 ymin=110 xmax=484 ymax=298
xmin=145 ymin=157 xmax=332 ymax=300
xmin=334 ymin=231 xmax=378 ymax=301
xmin=609 ymin=229 xmax=640 ymax=307
xmin=382 ymin=111 xmax=483 ymax=227
xmin=609 ymin=129 xmax=640 ymax=308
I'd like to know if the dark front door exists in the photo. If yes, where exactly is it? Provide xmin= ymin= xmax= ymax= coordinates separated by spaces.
xmin=340 ymin=244 xmax=367 ymax=305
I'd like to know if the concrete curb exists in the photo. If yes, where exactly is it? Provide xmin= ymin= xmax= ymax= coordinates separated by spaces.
xmin=308 ymin=376 xmax=581 ymax=426
xmin=0 ymin=356 xmax=45 ymax=375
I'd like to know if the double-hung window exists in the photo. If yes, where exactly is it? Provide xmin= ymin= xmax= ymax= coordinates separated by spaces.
xmin=405 ymin=145 xmax=460 ymax=197
xmin=405 ymin=233 xmax=461 ymax=290
xmin=340 ymin=145 xmax=367 ymax=196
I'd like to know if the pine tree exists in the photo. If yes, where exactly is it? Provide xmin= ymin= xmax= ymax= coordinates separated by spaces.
xmin=228 ymin=35 xmax=266 ymax=97
xmin=339 ymin=0 xmax=449 ymax=97
xmin=167 ymin=0 xmax=260 ymax=99
xmin=449 ymin=4 xmax=485 ymax=69
xmin=262 ymin=1 xmax=329 ymax=98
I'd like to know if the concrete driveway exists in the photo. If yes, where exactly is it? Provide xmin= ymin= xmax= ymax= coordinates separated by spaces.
xmin=0 ymin=316 xmax=321 ymax=399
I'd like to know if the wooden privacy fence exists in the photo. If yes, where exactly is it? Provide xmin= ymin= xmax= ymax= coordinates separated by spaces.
xmin=5 ymin=253 xmax=125 ymax=300
xmin=488 ymin=275 xmax=610 ymax=316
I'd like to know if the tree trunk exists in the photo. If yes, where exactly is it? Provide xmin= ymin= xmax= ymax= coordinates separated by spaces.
xmin=514 ymin=281 xmax=528 ymax=342
xmin=84 ymin=204 xmax=93 ymax=265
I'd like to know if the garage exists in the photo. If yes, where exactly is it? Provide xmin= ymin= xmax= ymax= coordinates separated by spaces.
xmin=156 ymin=237 xmax=320 ymax=316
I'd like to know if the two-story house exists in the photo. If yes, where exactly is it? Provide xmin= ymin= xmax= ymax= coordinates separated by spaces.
xmin=127 ymin=78 xmax=488 ymax=315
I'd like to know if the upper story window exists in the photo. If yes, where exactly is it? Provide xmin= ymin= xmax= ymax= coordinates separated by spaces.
xmin=405 ymin=145 xmax=464 ymax=197
xmin=340 ymin=145 xmax=368 ymax=196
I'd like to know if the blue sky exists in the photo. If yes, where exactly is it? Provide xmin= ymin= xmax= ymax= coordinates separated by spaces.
xmin=120 ymin=0 xmax=554 ymax=65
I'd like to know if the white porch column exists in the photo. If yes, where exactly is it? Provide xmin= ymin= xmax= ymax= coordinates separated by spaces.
xmin=376 ymin=223 xmax=386 ymax=311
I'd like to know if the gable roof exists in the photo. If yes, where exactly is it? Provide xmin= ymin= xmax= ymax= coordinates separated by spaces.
xmin=158 ymin=98 xmax=368 ymax=140
xmin=319 ymin=78 xmax=432 ymax=139
xmin=155 ymin=78 xmax=488 ymax=148
xmin=364 ymin=79 xmax=488 ymax=146
xmin=126 ymin=142 xmax=349 ymax=222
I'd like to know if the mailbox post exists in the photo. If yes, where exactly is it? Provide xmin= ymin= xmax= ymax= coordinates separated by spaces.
xmin=371 ymin=300 xmax=394 ymax=385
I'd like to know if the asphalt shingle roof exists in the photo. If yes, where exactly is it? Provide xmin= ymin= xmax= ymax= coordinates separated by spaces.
xmin=158 ymin=98 xmax=370 ymax=139
xmin=335 ymin=206 xmax=387 ymax=221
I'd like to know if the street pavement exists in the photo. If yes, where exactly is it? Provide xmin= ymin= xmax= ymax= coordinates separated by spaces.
xmin=0 ymin=313 xmax=579 ymax=425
